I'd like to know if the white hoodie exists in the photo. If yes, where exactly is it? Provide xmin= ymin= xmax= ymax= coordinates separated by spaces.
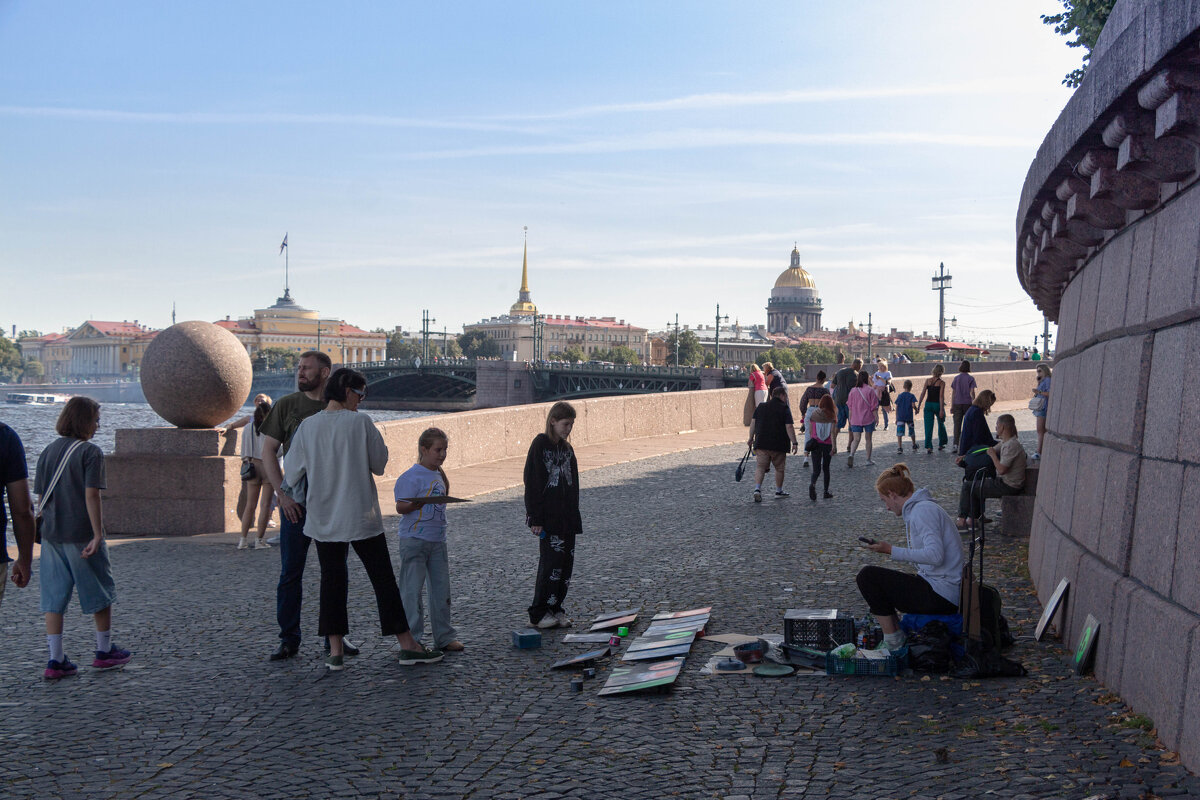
xmin=890 ymin=487 xmax=964 ymax=606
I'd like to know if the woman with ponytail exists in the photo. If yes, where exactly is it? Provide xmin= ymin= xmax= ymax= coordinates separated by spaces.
xmin=855 ymin=463 xmax=964 ymax=651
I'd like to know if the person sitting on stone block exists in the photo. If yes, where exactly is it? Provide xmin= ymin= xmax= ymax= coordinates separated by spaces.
xmin=955 ymin=414 xmax=1027 ymax=530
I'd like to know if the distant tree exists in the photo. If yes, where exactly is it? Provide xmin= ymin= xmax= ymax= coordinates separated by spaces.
xmin=1042 ymin=0 xmax=1116 ymax=87
xmin=0 ymin=336 xmax=24 ymax=382
xmin=387 ymin=337 xmax=420 ymax=360
xmin=22 ymin=359 xmax=44 ymax=382
xmin=791 ymin=342 xmax=837 ymax=366
xmin=756 ymin=347 xmax=802 ymax=371
xmin=561 ymin=345 xmax=586 ymax=363
xmin=664 ymin=330 xmax=704 ymax=366
xmin=607 ymin=345 xmax=640 ymax=365
xmin=703 ymin=351 xmax=717 ymax=367
xmin=457 ymin=331 xmax=500 ymax=359
xmin=433 ymin=338 xmax=463 ymax=358
xmin=16 ymin=329 xmax=42 ymax=348
xmin=252 ymin=347 xmax=299 ymax=371
xmin=902 ymin=348 xmax=928 ymax=363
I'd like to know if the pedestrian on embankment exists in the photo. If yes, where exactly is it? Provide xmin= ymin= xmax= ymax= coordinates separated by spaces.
xmin=524 ymin=401 xmax=582 ymax=629
xmin=949 ymin=360 xmax=976 ymax=448
xmin=955 ymin=390 xmax=998 ymax=481
xmin=35 ymin=397 xmax=132 ymax=679
xmin=258 ymin=351 xmax=361 ymax=662
xmin=1031 ymin=364 xmax=1051 ymax=461
xmin=748 ymin=385 xmax=798 ymax=503
xmin=803 ymin=395 xmax=837 ymax=502
xmin=846 ymin=371 xmax=879 ymax=468
xmin=916 ymin=363 xmax=948 ymax=454
xmin=1 ymin=420 xmax=35 ymax=613
xmin=831 ymin=357 xmax=862 ymax=454
xmin=237 ymin=395 xmax=275 ymax=550
xmin=283 ymin=368 xmax=440 ymax=671
xmin=893 ymin=380 xmax=918 ymax=453
xmin=798 ymin=370 xmax=830 ymax=469
xmin=748 ymin=363 xmax=767 ymax=407
xmin=394 ymin=427 xmax=464 ymax=654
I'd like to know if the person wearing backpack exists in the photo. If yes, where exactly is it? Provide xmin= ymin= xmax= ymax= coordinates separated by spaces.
xmin=856 ymin=464 xmax=965 ymax=651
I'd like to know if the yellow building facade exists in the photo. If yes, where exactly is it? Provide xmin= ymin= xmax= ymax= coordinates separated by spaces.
xmin=215 ymin=290 xmax=386 ymax=365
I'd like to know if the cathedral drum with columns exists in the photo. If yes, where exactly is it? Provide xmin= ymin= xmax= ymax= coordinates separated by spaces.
xmin=767 ymin=247 xmax=822 ymax=335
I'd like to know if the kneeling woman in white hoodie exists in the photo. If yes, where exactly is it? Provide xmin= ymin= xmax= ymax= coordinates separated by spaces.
xmin=857 ymin=463 xmax=964 ymax=650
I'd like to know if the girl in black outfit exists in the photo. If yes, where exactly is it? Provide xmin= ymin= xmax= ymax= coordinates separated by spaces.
xmin=524 ymin=401 xmax=583 ymax=629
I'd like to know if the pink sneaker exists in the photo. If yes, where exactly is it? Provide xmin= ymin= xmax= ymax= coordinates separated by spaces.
xmin=93 ymin=645 xmax=133 ymax=670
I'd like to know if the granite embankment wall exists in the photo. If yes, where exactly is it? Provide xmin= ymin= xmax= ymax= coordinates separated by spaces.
xmin=1017 ymin=0 xmax=1200 ymax=769
xmin=104 ymin=369 xmax=1037 ymax=536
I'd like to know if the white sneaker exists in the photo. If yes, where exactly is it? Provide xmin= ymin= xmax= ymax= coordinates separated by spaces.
xmin=554 ymin=611 xmax=573 ymax=628
xmin=865 ymin=460 xmax=876 ymax=466
xmin=254 ymin=538 xmax=271 ymax=549
xmin=536 ymin=613 xmax=559 ymax=629
xmin=237 ymin=537 xmax=248 ymax=550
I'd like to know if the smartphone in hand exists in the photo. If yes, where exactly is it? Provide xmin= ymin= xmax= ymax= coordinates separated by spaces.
xmin=858 ymin=536 xmax=876 ymax=545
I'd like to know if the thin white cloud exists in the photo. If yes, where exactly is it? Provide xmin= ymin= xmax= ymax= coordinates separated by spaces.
xmin=399 ymin=128 xmax=1039 ymax=160
xmin=0 ymin=105 xmax=540 ymax=134
xmin=488 ymin=81 xmax=1030 ymax=120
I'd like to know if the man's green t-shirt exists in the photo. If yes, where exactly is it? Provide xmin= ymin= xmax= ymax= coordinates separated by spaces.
xmin=259 ymin=392 xmax=327 ymax=455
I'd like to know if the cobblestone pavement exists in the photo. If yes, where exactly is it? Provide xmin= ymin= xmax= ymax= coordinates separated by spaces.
xmin=2 ymin=421 xmax=1196 ymax=799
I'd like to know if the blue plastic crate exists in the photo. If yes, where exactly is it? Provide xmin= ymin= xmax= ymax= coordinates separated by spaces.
xmin=825 ymin=646 xmax=908 ymax=677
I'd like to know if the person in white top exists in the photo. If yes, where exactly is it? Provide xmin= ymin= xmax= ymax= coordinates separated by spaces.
xmin=283 ymin=368 xmax=442 ymax=671
xmin=237 ymin=395 xmax=275 ymax=550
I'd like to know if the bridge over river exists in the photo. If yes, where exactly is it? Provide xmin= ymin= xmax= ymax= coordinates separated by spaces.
xmin=249 ymin=359 xmax=808 ymax=411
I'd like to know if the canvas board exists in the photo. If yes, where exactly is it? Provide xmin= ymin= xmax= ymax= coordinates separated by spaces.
xmin=652 ymin=607 xmax=712 ymax=621
xmin=622 ymin=642 xmax=693 ymax=661
xmin=1035 ymin=578 xmax=1069 ymax=642
xmin=592 ymin=608 xmax=641 ymax=623
xmin=589 ymin=613 xmax=639 ymax=632
xmin=598 ymin=658 xmax=684 ymax=694
xmin=550 ymin=647 xmax=612 ymax=670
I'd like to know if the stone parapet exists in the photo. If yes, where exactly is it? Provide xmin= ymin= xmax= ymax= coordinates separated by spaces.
xmin=1019 ymin=0 xmax=1200 ymax=771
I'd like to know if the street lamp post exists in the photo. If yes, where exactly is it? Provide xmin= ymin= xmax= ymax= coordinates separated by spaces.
xmin=421 ymin=310 xmax=436 ymax=362
xmin=932 ymin=262 xmax=953 ymax=341
xmin=667 ymin=313 xmax=681 ymax=366
xmin=714 ymin=304 xmax=730 ymax=368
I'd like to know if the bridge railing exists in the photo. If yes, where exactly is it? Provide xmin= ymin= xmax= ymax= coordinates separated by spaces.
xmin=530 ymin=361 xmax=702 ymax=377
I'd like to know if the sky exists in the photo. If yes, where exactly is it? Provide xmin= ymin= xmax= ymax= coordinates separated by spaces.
xmin=0 ymin=1 xmax=1081 ymax=349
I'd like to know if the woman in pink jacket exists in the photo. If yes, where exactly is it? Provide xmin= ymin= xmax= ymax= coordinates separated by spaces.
xmin=846 ymin=370 xmax=879 ymax=468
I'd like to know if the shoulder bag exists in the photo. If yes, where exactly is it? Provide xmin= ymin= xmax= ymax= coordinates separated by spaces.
xmin=34 ymin=439 xmax=86 ymax=544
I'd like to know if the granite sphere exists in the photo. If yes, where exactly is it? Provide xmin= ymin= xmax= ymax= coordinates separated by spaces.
xmin=140 ymin=321 xmax=253 ymax=428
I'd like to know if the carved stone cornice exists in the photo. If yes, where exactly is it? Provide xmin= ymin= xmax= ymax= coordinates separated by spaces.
xmin=1017 ymin=20 xmax=1200 ymax=321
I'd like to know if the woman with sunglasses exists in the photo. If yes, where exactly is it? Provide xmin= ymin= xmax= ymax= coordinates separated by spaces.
xmin=283 ymin=368 xmax=440 ymax=670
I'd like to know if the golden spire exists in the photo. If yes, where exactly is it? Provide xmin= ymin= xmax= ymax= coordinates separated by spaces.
xmin=510 ymin=225 xmax=538 ymax=316
xmin=520 ymin=228 xmax=530 ymax=292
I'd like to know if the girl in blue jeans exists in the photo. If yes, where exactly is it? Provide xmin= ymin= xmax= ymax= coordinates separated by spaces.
xmin=394 ymin=428 xmax=463 ymax=652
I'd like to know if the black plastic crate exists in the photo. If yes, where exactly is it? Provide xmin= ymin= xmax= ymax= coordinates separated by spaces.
xmin=783 ymin=610 xmax=855 ymax=651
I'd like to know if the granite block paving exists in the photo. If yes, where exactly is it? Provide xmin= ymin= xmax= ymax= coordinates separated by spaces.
xmin=1 ymin=427 xmax=1197 ymax=799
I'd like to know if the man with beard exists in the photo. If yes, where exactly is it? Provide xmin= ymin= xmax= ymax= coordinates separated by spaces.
xmin=260 ymin=351 xmax=359 ymax=661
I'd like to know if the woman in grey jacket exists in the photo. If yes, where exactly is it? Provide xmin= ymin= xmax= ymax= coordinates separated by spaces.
xmin=284 ymin=368 xmax=441 ymax=670
xmin=856 ymin=463 xmax=965 ymax=650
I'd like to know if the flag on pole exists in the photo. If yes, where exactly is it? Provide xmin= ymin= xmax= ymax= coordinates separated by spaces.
xmin=279 ymin=233 xmax=288 ymax=254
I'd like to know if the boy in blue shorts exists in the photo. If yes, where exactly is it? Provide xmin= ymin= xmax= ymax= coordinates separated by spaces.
xmin=894 ymin=380 xmax=918 ymax=453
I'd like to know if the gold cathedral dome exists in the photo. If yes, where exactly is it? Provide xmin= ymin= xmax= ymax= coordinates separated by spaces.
xmin=773 ymin=247 xmax=818 ymax=289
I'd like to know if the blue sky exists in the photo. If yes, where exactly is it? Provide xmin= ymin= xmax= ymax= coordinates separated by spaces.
xmin=0 ymin=1 xmax=1079 ymax=349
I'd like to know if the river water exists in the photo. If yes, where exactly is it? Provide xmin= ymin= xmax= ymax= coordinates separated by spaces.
xmin=1 ymin=402 xmax=435 ymax=484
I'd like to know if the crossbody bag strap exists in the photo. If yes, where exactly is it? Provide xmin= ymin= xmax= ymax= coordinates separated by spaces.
xmin=35 ymin=439 xmax=86 ymax=517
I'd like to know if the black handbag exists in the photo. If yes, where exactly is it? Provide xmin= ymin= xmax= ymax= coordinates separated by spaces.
xmin=240 ymin=459 xmax=257 ymax=481
xmin=734 ymin=447 xmax=752 ymax=482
